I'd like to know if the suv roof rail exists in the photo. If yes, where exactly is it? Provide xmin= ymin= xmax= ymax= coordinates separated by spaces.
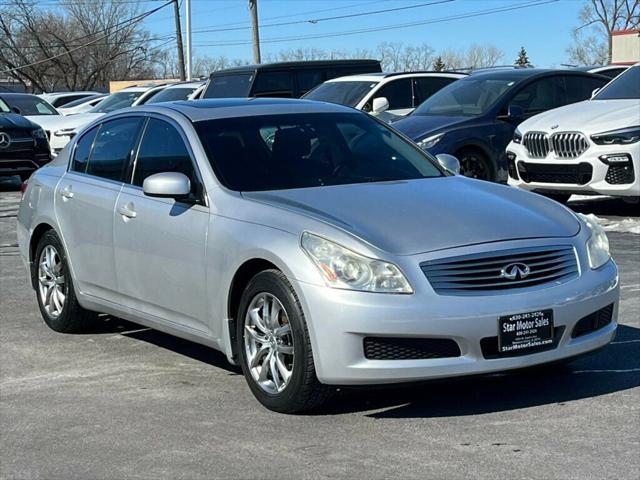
xmin=382 ymin=70 xmax=468 ymax=77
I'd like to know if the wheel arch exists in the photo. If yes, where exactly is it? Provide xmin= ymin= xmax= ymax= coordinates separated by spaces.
xmin=28 ymin=222 xmax=56 ymax=289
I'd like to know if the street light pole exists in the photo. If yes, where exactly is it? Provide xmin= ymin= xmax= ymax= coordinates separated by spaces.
xmin=249 ymin=0 xmax=261 ymax=64
xmin=172 ymin=0 xmax=186 ymax=81
xmin=185 ymin=0 xmax=192 ymax=80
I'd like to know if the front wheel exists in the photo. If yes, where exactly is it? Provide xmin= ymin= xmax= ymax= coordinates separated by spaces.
xmin=236 ymin=270 xmax=331 ymax=413
xmin=457 ymin=148 xmax=494 ymax=181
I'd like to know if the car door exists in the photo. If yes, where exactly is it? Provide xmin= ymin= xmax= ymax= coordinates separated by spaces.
xmin=55 ymin=116 xmax=144 ymax=302
xmin=113 ymin=116 xmax=210 ymax=334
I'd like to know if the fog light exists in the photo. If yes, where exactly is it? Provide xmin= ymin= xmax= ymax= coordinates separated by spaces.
xmin=599 ymin=154 xmax=631 ymax=165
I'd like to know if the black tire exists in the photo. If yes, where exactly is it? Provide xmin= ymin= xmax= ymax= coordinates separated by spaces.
xmin=34 ymin=230 xmax=97 ymax=333
xmin=543 ymin=193 xmax=571 ymax=204
xmin=236 ymin=269 xmax=331 ymax=413
xmin=457 ymin=148 xmax=495 ymax=181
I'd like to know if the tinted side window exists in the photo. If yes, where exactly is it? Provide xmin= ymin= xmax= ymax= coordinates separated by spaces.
xmin=297 ymin=70 xmax=325 ymax=96
xmin=509 ymin=76 xmax=565 ymax=115
xmin=252 ymin=71 xmax=294 ymax=97
xmin=374 ymin=78 xmax=413 ymax=110
xmin=52 ymin=95 xmax=84 ymax=107
xmin=204 ymin=74 xmax=253 ymax=98
xmin=133 ymin=118 xmax=195 ymax=188
xmin=71 ymin=126 xmax=99 ymax=173
xmin=414 ymin=77 xmax=457 ymax=105
xmin=86 ymin=117 xmax=143 ymax=182
xmin=563 ymin=75 xmax=606 ymax=104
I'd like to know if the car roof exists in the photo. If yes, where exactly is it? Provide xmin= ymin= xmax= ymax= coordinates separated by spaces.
xmin=163 ymin=81 xmax=205 ymax=90
xmin=0 ymin=92 xmax=41 ymax=98
xmin=131 ymin=97 xmax=356 ymax=122
xmin=209 ymin=59 xmax=380 ymax=77
xmin=40 ymin=91 xmax=100 ymax=97
xmin=464 ymin=68 xmax=604 ymax=81
xmin=327 ymin=71 xmax=468 ymax=82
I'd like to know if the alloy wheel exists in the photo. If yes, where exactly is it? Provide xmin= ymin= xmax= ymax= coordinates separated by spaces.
xmin=460 ymin=153 xmax=491 ymax=180
xmin=38 ymin=245 xmax=66 ymax=318
xmin=244 ymin=292 xmax=295 ymax=394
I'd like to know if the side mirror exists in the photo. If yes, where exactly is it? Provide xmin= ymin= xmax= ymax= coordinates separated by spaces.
xmin=142 ymin=172 xmax=191 ymax=199
xmin=507 ymin=104 xmax=524 ymax=120
xmin=371 ymin=97 xmax=389 ymax=114
xmin=591 ymin=88 xmax=600 ymax=99
xmin=436 ymin=153 xmax=460 ymax=175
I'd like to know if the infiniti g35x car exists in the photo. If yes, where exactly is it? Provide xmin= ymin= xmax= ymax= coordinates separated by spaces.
xmin=17 ymin=99 xmax=619 ymax=413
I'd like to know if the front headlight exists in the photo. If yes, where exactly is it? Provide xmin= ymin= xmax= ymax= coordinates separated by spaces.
xmin=32 ymin=128 xmax=47 ymax=140
xmin=578 ymin=213 xmax=610 ymax=269
xmin=513 ymin=127 xmax=523 ymax=144
xmin=54 ymin=127 xmax=76 ymax=137
xmin=301 ymin=232 xmax=413 ymax=294
xmin=591 ymin=126 xmax=640 ymax=145
xmin=417 ymin=133 xmax=444 ymax=150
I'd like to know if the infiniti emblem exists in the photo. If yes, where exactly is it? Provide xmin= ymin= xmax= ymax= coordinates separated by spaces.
xmin=500 ymin=262 xmax=531 ymax=281
xmin=0 ymin=132 xmax=10 ymax=149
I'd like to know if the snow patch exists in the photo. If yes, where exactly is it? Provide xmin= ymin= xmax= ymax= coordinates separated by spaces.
xmin=582 ymin=213 xmax=640 ymax=235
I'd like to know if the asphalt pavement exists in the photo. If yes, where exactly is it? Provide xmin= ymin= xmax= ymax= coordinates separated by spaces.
xmin=1 ymin=176 xmax=638 ymax=480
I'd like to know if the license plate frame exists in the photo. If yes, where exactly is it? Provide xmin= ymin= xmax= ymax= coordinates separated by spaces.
xmin=498 ymin=309 xmax=554 ymax=353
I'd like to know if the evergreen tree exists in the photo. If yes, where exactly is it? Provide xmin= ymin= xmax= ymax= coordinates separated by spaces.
xmin=515 ymin=47 xmax=532 ymax=67
xmin=432 ymin=56 xmax=446 ymax=71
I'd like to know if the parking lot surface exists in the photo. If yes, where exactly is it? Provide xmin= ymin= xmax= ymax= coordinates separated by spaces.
xmin=1 ymin=176 xmax=638 ymax=480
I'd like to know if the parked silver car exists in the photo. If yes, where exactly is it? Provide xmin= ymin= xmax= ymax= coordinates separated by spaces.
xmin=17 ymin=99 xmax=619 ymax=413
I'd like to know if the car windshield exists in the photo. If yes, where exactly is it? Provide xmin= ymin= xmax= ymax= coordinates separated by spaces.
xmin=90 ymin=91 xmax=144 ymax=113
xmin=303 ymin=81 xmax=378 ymax=107
xmin=0 ymin=98 xmax=10 ymax=113
xmin=4 ymin=95 xmax=58 ymax=116
xmin=62 ymin=95 xmax=103 ymax=108
xmin=594 ymin=65 xmax=640 ymax=100
xmin=147 ymin=87 xmax=198 ymax=104
xmin=195 ymin=112 xmax=444 ymax=192
xmin=412 ymin=76 xmax=518 ymax=116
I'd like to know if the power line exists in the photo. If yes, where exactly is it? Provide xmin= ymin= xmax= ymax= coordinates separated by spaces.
xmin=0 ymin=0 xmax=173 ymax=74
xmin=194 ymin=0 xmax=559 ymax=47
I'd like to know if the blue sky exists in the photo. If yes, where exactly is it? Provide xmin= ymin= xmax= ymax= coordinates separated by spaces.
xmin=142 ymin=0 xmax=587 ymax=67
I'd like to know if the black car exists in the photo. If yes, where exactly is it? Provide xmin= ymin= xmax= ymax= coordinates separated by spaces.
xmin=0 ymin=99 xmax=51 ymax=181
xmin=202 ymin=59 xmax=382 ymax=99
xmin=393 ymin=69 xmax=609 ymax=181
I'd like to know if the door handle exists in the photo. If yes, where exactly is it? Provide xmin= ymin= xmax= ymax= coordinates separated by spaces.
xmin=59 ymin=185 xmax=74 ymax=199
xmin=118 ymin=202 xmax=137 ymax=219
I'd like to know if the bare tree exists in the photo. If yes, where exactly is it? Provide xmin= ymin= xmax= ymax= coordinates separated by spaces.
xmin=568 ymin=0 xmax=640 ymax=65
xmin=439 ymin=44 xmax=505 ymax=70
xmin=0 ymin=0 xmax=163 ymax=92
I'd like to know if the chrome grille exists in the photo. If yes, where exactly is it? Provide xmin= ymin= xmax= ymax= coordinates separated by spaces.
xmin=523 ymin=131 xmax=550 ymax=158
xmin=421 ymin=245 xmax=578 ymax=296
xmin=551 ymin=132 xmax=589 ymax=158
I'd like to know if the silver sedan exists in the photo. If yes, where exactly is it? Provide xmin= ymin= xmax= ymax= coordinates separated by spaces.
xmin=17 ymin=99 xmax=619 ymax=413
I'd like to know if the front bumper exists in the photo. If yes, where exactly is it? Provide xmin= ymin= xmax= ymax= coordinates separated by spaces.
xmin=506 ymin=140 xmax=640 ymax=197
xmin=295 ymin=241 xmax=619 ymax=385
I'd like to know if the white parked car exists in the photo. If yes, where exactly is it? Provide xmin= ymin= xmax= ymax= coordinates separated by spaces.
xmin=145 ymin=81 xmax=205 ymax=104
xmin=506 ymin=64 xmax=640 ymax=201
xmin=44 ymin=85 xmax=168 ymax=153
xmin=57 ymin=95 xmax=107 ymax=116
xmin=303 ymin=72 xmax=466 ymax=118
xmin=38 ymin=91 xmax=101 ymax=108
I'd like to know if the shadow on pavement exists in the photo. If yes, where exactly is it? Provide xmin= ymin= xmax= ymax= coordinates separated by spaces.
xmin=567 ymin=196 xmax=639 ymax=218
xmin=0 ymin=176 xmax=21 ymax=192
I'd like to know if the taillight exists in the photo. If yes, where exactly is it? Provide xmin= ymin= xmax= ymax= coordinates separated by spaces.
xmin=21 ymin=179 xmax=28 ymax=197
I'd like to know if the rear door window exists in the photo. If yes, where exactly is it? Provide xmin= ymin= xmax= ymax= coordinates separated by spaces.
xmin=70 ymin=126 xmax=99 ymax=173
xmin=132 ymin=118 xmax=196 ymax=189
xmin=563 ymin=75 xmax=607 ymax=104
xmin=414 ymin=77 xmax=457 ymax=105
xmin=85 ymin=117 xmax=144 ymax=182
xmin=252 ymin=71 xmax=294 ymax=97
xmin=296 ymin=70 xmax=325 ymax=96
xmin=204 ymin=74 xmax=253 ymax=98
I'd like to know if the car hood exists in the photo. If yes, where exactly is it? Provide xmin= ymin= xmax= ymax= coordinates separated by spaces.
xmin=518 ymin=99 xmax=640 ymax=135
xmin=0 ymin=113 xmax=36 ymax=130
xmin=392 ymin=114 xmax=471 ymax=141
xmin=243 ymin=176 xmax=581 ymax=255
xmin=25 ymin=112 xmax=104 ymax=132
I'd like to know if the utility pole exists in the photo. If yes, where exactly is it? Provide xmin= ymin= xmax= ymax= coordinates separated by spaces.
xmin=249 ymin=0 xmax=261 ymax=64
xmin=185 ymin=0 xmax=193 ymax=80
xmin=172 ymin=0 xmax=186 ymax=81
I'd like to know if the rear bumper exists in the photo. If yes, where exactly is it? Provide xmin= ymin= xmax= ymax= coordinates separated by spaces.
xmin=295 ymin=259 xmax=619 ymax=385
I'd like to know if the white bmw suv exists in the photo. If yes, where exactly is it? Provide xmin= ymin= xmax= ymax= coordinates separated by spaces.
xmin=506 ymin=64 xmax=639 ymax=202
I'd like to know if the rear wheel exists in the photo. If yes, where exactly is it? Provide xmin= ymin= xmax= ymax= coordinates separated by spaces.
xmin=236 ymin=270 xmax=331 ymax=413
xmin=457 ymin=148 xmax=494 ymax=181
xmin=34 ymin=230 xmax=97 ymax=333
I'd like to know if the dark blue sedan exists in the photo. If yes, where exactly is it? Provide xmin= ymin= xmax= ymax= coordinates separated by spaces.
xmin=393 ymin=69 xmax=608 ymax=181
